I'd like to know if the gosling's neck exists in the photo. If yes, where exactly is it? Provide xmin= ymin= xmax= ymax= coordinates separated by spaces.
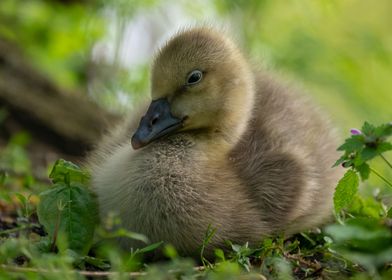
xmin=186 ymin=125 xmax=246 ymax=159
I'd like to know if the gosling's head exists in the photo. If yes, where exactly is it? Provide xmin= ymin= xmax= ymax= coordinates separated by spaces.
xmin=132 ymin=27 xmax=255 ymax=150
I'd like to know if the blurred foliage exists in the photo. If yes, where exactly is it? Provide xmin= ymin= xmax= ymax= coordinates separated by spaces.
xmin=1 ymin=0 xmax=389 ymax=125
xmin=0 ymin=132 xmax=31 ymax=175
xmin=214 ymin=0 xmax=392 ymax=130
xmin=0 ymin=0 xmax=103 ymax=89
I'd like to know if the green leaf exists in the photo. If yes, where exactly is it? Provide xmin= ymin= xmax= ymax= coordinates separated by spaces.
xmin=83 ymin=256 xmax=111 ymax=270
xmin=346 ymin=195 xmax=384 ymax=219
xmin=325 ymin=217 xmax=392 ymax=272
xmin=215 ymin=248 xmax=226 ymax=261
xmin=134 ymin=241 xmax=163 ymax=255
xmin=374 ymin=123 xmax=392 ymax=138
xmin=356 ymin=163 xmax=370 ymax=181
xmin=333 ymin=154 xmax=347 ymax=167
xmin=377 ymin=142 xmax=392 ymax=154
xmin=163 ymin=244 xmax=178 ymax=259
xmin=101 ymin=228 xmax=149 ymax=244
xmin=334 ymin=170 xmax=359 ymax=213
xmin=49 ymin=159 xmax=90 ymax=185
xmin=359 ymin=147 xmax=378 ymax=163
xmin=337 ymin=135 xmax=364 ymax=153
xmin=325 ymin=218 xmax=392 ymax=253
xmin=14 ymin=192 xmax=27 ymax=208
xmin=37 ymin=181 xmax=98 ymax=255
xmin=361 ymin=122 xmax=375 ymax=136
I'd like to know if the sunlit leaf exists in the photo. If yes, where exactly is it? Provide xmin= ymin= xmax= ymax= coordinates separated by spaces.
xmin=49 ymin=159 xmax=90 ymax=185
xmin=334 ymin=170 xmax=359 ymax=213
xmin=37 ymin=159 xmax=98 ymax=255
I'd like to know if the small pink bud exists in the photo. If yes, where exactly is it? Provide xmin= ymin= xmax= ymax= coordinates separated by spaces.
xmin=350 ymin=128 xmax=362 ymax=135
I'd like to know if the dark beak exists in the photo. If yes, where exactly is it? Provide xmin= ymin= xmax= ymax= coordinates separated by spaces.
xmin=131 ymin=98 xmax=182 ymax=149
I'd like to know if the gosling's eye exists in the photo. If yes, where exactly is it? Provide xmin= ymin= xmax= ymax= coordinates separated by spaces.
xmin=186 ymin=70 xmax=203 ymax=85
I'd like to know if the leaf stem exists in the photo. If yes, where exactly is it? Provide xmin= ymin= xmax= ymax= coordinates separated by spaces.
xmin=379 ymin=154 xmax=392 ymax=170
xmin=369 ymin=167 xmax=392 ymax=188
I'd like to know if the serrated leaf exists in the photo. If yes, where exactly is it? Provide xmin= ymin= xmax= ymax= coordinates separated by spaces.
xmin=49 ymin=159 xmax=90 ymax=185
xmin=377 ymin=142 xmax=392 ymax=154
xmin=334 ymin=170 xmax=359 ymax=213
xmin=361 ymin=122 xmax=375 ymax=136
xmin=337 ymin=135 xmax=364 ymax=153
xmin=356 ymin=163 xmax=370 ymax=181
xmin=360 ymin=147 xmax=378 ymax=162
xmin=374 ymin=123 xmax=392 ymax=138
xmin=37 ymin=182 xmax=98 ymax=255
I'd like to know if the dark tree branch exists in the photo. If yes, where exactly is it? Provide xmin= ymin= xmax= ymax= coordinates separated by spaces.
xmin=0 ymin=38 xmax=120 ymax=156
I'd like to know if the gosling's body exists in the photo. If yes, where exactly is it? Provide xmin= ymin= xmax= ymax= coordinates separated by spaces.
xmin=89 ymin=28 xmax=341 ymax=259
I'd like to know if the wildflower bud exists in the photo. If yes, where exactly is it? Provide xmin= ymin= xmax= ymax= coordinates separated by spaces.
xmin=350 ymin=128 xmax=362 ymax=135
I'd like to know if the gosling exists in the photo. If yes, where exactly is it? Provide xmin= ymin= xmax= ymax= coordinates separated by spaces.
xmin=88 ymin=27 xmax=342 ymax=259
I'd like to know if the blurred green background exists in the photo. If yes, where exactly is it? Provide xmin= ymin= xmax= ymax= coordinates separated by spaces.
xmin=1 ymin=0 xmax=391 ymax=128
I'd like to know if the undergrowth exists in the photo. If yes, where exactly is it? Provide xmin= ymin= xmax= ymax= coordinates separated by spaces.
xmin=0 ymin=121 xmax=391 ymax=279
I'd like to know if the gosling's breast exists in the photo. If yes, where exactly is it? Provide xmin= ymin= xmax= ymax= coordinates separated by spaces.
xmin=92 ymin=134 xmax=200 ymax=216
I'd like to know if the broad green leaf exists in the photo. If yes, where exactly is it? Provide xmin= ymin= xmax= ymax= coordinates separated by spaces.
xmin=37 ymin=182 xmax=98 ymax=255
xmin=325 ymin=218 xmax=392 ymax=253
xmin=49 ymin=159 xmax=90 ymax=185
xmin=334 ymin=170 xmax=359 ymax=213
xmin=325 ymin=218 xmax=392 ymax=271
xmin=346 ymin=195 xmax=384 ymax=219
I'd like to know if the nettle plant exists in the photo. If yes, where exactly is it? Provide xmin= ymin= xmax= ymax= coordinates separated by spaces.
xmin=326 ymin=121 xmax=392 ymax=275
xmin=333 ymin=121 xmax=392 ymax=214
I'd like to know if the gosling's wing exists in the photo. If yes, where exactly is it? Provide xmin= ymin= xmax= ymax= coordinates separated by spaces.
xmin=230 ymin=71 xmax=340 ymax=230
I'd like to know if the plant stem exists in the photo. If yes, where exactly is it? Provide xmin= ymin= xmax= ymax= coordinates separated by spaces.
xmin=370 ymin=167 xmax=392 ymax=188
xmin=0 ymin=225 xmax=31 ymax=236
xmin=379 ymin=154 xmax=392 ymax=170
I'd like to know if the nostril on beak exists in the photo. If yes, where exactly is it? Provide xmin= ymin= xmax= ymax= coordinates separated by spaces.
xmin=150 ymin=114 xmax=159 ymax=127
